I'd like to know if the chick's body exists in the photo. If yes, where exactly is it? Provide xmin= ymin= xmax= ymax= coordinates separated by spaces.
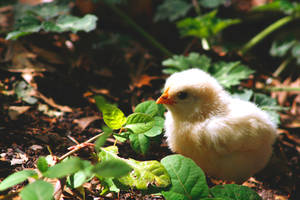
xmin=157 ymin=69 xmax=277 ymax=183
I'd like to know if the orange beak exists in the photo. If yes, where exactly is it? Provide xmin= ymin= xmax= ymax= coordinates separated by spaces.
xmin=156 ymin=88 xmax=175 ymax=105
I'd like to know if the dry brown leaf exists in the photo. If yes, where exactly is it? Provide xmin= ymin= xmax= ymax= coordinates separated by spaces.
xmin=133 ymin=74 xmax=159 ymax=88
xmin=73 ymin=116 xmax=101 ymax=130
xmin=8 ymin=106 xmax=31 ymax=120
xmin=30 ymin=44 xmax=65 ymax=65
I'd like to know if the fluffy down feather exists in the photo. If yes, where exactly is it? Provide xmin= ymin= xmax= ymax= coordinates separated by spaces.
xmin=156 ymin=68 xmax=277 ymax=183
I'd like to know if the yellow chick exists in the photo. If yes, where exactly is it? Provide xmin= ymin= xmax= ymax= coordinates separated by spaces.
xmin=156 ymin=68 xmax=277 ymax=184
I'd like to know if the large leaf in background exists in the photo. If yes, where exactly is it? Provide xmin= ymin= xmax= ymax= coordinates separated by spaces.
xmin=211 ymin=61 xmax=254 ymax=88
xmin=199 ymin=0 xmax=226 ymax=8
xmin=20 ymin=180 xmax=54 ymax=200
xmin=162 ymin=52 xmax=212 ymax=74
xmin=118 ymin=159 xmax=171 ymax=190
xmin=6 ymin=2 xmax=98 ymax=40
xmin=177 ymin=10 xmax=240 ymax=39
xmin=154 ymin=0 xmax=192 ymax=22
xmin=161 ymin=154 xmax=209 ymax=200
xmin=253 ymin=93 xmax=282 ymax=125
xmin=210 ymin=184 xmax=261 ymax=200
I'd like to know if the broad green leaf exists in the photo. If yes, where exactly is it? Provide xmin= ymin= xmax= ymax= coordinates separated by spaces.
xmin=231 ymin=89 xmax=253 ymax=101
xmin=113 ymin=131 xmax=130 ymax=143
xmin=6 ymin=16 xmax=41 ymax=40
xmin=177 ymin=10 xmax=240 ymax=39
xmin=161 ymin=154 xmax=209 ymax=200
xmin=54 ymin=14 xmax=98 ymax=33
xmin=125 ymin=113 xmax=154 ymax=134
xmin=154 ymin=0 xmax=192 ymax=22
xmin=144 ymin=116 xmax=164 ymax=137
xmin=94 ymin=126 xmax=113 ymax=152
xmin=20 ymin=180 xmax=54 ymax=200
xmin=43 ymin=157 xmax=83 ymax=178
xmin=162 ymin=52 xmax=212 ymax=74
xmin=253 ymin=93 xmax=281 ymax=125
xmin=199 ymin=0 xmax=226 ymax=8
xmin=270 ymin=36 xmax=297 ymax=57
xmin=95 ymin=147 xmax=132 ymax=178
xmin=212 ymin=61 xmax=254 ymax=88
xmin=210 ymin=184 xmax=261 ymax=200
xmin=0 ymin=170 xmax=38 ymax=191
xmin=129 ymin=133 xmax=150 ymax=155
xmin=67 ymin=160 xmax=94 ymax=188
xmin=94 ymin=96 xmax=126 ymax=130
xmin=135 ymin=100 xmax=159 ymax=117
xmin=37 ymin=157 xmax=49 ymax=173
xmin=119 ymin=159 xmax=171 ymax=190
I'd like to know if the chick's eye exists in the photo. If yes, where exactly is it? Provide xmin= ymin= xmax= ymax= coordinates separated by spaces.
xmin=177 ymin=91 xmax=188 ymax=100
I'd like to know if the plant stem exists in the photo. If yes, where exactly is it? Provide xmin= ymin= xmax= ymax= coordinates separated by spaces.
xmin=264 ymin=87 xmax=300 ymax=92
xmin=273 ymin=56 xmax=293 ymax=77
xmin=105 ymin=3 xmax=173 ymax=57
xmin=240 ymin=15 xmax=294 ymax=55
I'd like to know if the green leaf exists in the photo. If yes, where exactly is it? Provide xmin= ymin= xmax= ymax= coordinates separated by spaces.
xmin=144 ymin=116 xmax=164 ymax=137
xmin=95 ymin=147 xmax=133 ymax=178
xmin=210 ymin=184 xmax=261 ymax=200
xmin=291 ymin=42 xmax=300 ymax=61
xmin=54 ymin=14 xmax=98 ymax=33
xmin=118 ymin=159 xmax=171 ymax=190
xmin=129 ymin=133 xmax=150 ymax=155
xmin=135 ymin=100 xmax=159 ymax=117
xmin=161 ymin=154 xmax=209 ymax=200
xmin=37 ymin=157 xmax=49 ymax=173
xmin=211 ymin=61 xmax=254 ymax=88
xmin=253 ymin=93 xmax=281 ymax=125
xmin=20 ymin=180 xmax=54 ymax=200
xmin=270 ymin=36 xmax=297 ymax=57
xmin=162 ymin=52 xmax=212 ymax=74
xmin=94 ymin=126 xmax=113 ymax=152
xmin=177 ymin=10 xmax=240 ymax=40
xmin=94 ymin=96 xmax=127 ymax=130
xmin=154 ymin=0 xmax=192 ymax=22
xmin=99 ymin=177 xmax=120 ymax=195
xmin=199 ymin=0 xmax=226 ymax=8
xmin=43 ymin=157 xmax=84 ymax=178
xmin=231 ymin=89 xmax=253 ymax=101
xmin=6 ymin=16 xmax=41 ymax=40
xmin=0 ymin=170 xmax=38 ymax=191
xmin=67 ymin=160 xmax=94 ymax=188
xmin=125 ymin=113 xmax=154 ymax=134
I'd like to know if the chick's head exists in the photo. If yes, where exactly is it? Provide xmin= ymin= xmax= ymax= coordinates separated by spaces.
xmin=157 ymin=69 xmax=228 ymax=121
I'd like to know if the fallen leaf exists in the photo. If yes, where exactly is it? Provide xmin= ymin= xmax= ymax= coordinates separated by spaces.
xmin=132 ymin=74 xmax=159 ymax=88
xmin=73 ymin=116 xmax=101 ymax=130
xmin=8 ymin=106 xmax=31 ymax=120
xmin=35 ymin=92 xmax=72 ymax=112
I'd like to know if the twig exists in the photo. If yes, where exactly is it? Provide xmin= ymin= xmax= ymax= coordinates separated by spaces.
xmin=58 ymin=131 xmax=104 ymax=161
xmin=104 ymin=2 xmax=173 ymax=57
